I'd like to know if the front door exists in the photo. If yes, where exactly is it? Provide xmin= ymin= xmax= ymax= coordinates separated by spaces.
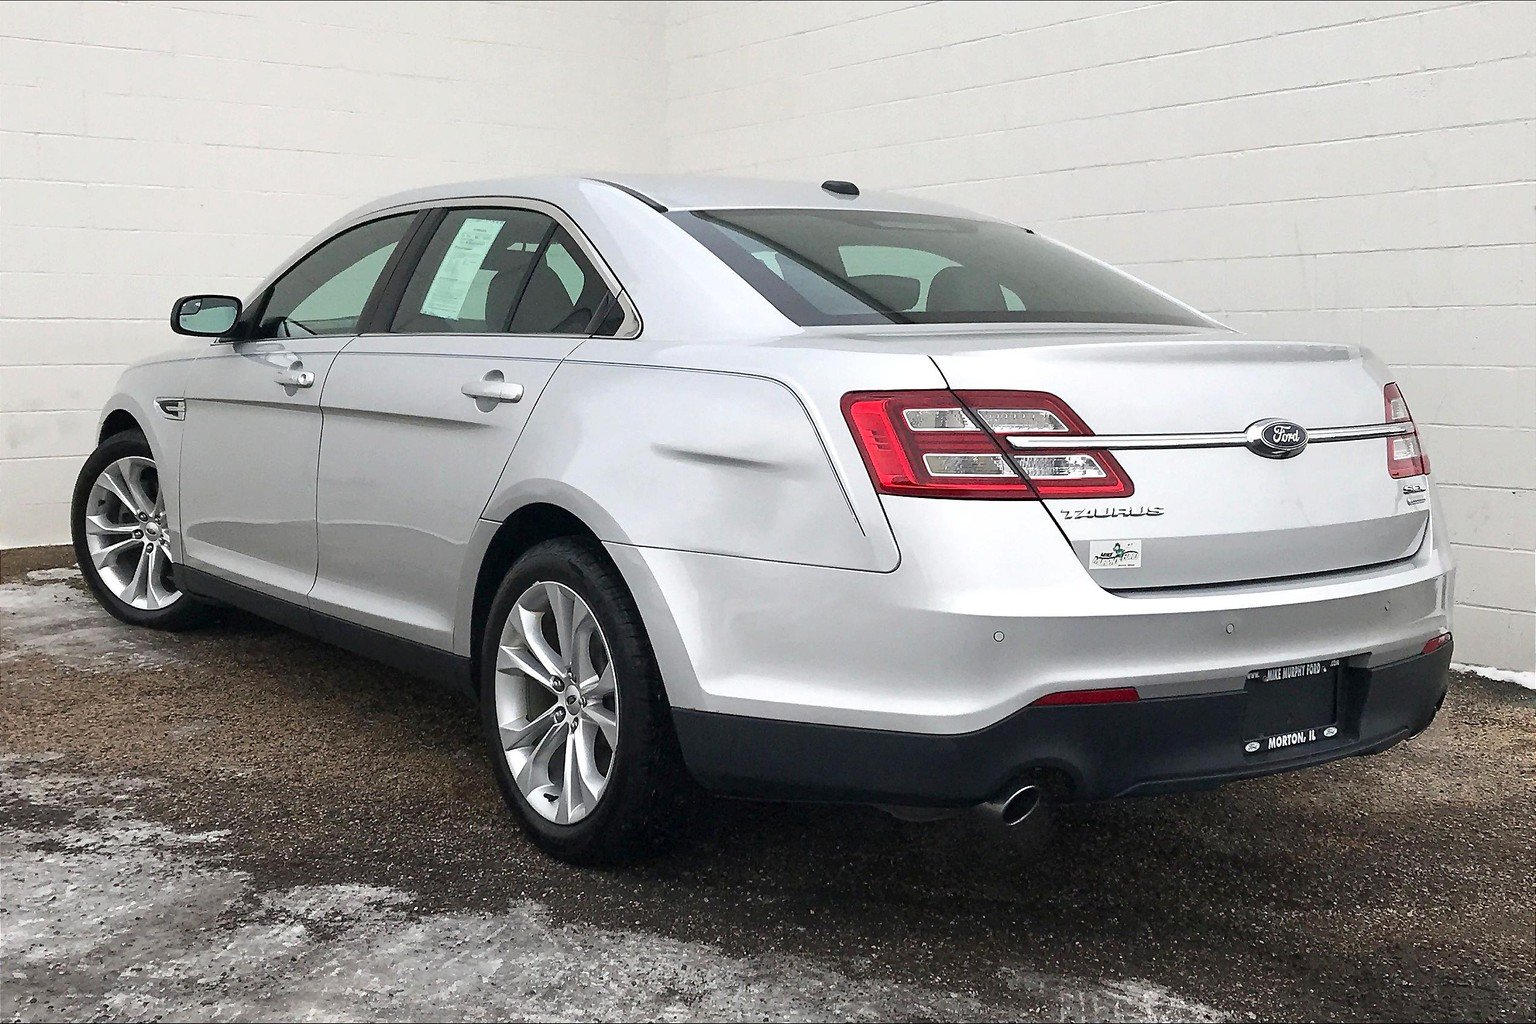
xmin=178 ymin=213 xmax=418 ymax=601
xmin=311 ymin=205 xmax=625 ymax=649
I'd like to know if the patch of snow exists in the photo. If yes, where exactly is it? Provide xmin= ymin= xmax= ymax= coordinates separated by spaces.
xmin=1000 ymin=969 xmax=1228 ymax=1023
xmin=259 ymin=883 xmax=417 ymax=923
xmin=1452 ymin=662 xmax=1536 ymax=691
xmin=26 ymin=566 xmax=84 ymax=582
xmin=0 ymin=576 xmax=183 ymax=670
xmin=1 ymin=756 xmax=1230 ymax=1023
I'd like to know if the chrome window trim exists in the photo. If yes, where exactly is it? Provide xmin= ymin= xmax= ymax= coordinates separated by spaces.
xmin=1006 ymin=421 xmax=1414 ymax=451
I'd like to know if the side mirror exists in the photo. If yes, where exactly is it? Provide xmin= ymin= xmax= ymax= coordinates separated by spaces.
xmin=171 ymin=294 xmax=241 ymax=337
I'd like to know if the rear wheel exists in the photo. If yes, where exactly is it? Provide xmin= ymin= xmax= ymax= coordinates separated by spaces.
xmin=480 ymin=538 xmax=692 ymax=864
xmin=71 ymin=431 xmax=211 ymax=630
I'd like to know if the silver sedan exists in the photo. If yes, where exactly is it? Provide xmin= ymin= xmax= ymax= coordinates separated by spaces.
xmin=73 ymin=175 xmax=1454 ymax=862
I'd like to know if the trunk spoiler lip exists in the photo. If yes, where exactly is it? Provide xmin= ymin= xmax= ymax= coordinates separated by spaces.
xmin=1007 ymin=421 xmax=1413 ymax=451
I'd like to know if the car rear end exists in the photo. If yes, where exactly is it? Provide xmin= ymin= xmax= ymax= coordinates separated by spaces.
xmin=646 ymin=196 xmax=1454 ymax=810
xmin=814 ymin=330 xmax=1451 ymax=802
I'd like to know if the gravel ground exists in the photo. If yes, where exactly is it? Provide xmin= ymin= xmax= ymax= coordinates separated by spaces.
xmin=2 ymin=546 xmax=1532 ymax=1022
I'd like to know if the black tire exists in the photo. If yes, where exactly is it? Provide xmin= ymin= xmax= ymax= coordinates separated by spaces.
xmin=71 ymin=430 xmax=212 ymax=631
xmin=479 ymin=537 xmax=694 ymax=864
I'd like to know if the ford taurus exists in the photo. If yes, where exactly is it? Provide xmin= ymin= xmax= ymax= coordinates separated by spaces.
xmin=72 ymin=176 xmax=1454 ymax=862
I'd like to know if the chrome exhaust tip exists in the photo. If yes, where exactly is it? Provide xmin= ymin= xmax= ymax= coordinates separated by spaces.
xmin=974 ymin=784 xmax=1043 ymax=827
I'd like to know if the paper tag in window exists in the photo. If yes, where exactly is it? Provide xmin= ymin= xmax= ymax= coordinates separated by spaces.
xmin=1088 ymin=539 xmax=1141 ymax=570
xmin=420 ymin=217 xmax=503 ymax=319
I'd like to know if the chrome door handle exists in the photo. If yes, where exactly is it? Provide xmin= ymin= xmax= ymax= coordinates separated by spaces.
xmin=461 ymin=378 xmax=524 ymax=404
xmin=275 ymin=368 xmax=314 ymax=389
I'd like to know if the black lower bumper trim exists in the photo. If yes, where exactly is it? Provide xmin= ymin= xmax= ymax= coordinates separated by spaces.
xmin=671 ymin=645 xmax=1452 ymax=806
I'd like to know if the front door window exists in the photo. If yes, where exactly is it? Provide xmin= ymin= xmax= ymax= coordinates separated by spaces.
xmin=253 ymin=215 xmax=415 ymax=338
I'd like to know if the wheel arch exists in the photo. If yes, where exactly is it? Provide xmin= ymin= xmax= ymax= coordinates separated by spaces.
xmin=99 ymin=408 xmax=144 ymax=441
xmin=461 ymin=496 xmax=700 ymax=715
xmin=467 ymin=501 xmax=606 ymax=683
xmin=94 ymin=392 xmax=188 ymax=554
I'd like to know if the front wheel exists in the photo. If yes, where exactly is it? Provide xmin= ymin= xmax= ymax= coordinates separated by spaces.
xmin=480 ymin=538 xmax=693 ymax=864
xmin=71 ymin=430 xmax=211 ymax=630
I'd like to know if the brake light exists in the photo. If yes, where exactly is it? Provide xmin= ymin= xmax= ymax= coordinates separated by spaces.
xmin=1384 ymin=383 xmax=1429 ymax=478
xmin=1030 ymin=687 xmax=1140 ymax=707
xmin=841 ymin=390 xmax=1132 ymax=499
xmin=1422 ymin=632 xmax=1452 ymax=655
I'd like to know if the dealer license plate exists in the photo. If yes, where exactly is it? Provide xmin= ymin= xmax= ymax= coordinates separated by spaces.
xmin=1242 ymin=658 xmax=1341 ymax=755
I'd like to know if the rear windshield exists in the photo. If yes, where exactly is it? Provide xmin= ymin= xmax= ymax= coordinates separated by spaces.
xmin=669 ymin=208 xmax=1211 ymax=328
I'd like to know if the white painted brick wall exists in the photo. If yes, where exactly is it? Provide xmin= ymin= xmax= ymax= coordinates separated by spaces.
xmin=664 ymin=0 xmax=1536 ymax=671
xmin=3 ymin=1 xmax=1532 ymax=671
xmin=1 ymin=0 xmax=665 ymax=549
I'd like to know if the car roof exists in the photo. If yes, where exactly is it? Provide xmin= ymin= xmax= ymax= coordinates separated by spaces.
xmin=593 ymin=174 xmax=983 ymax=216
xmin=351 ymin=174 xmax=988 ymax=221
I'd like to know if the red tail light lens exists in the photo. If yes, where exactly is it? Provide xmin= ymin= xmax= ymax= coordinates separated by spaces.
xmin=841 ymin=390 xmax=1132 ymax=500
xmin=1384 ymin=382 xmax=1429 ymax=478
xmin=842 ymin=391 xmax=1033 ymax=498
xmin=1422 ymin=632 xmax=1452 ymax=655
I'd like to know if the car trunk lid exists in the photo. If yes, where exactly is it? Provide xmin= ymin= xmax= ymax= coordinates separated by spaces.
xmin=926 ymin=333 xmax=1429 ymax=589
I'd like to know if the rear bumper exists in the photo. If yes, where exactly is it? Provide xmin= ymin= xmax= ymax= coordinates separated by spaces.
xmin=672 ymin=644 xmax=1452 ymax=806
xmin=608 ymin=497 xmax=1454 ymax=737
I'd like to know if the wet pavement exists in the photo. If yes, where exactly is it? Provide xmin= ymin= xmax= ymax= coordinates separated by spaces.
xmin=2 ymin=547 xmax=1532 ymax=1022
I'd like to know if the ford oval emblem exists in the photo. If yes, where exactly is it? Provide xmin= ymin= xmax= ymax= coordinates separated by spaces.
xmin=1245 ymin=418 xmax=1309 ymax=459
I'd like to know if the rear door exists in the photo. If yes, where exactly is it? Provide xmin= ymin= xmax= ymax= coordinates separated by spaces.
xmin=310 ymin=202 xmax=631 ymax=649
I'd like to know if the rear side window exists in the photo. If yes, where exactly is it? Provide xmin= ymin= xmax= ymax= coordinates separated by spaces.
xmin=508 ymin=228 xmax=614 ymax=335
xmin=670 ymin=208 xmax=1211 ymax=328
xmin=393 ymin=208 xmax=555 ymax=334
xmin=392 ymin=209 xmax=620 ymax=336
xmin=253 ymin=214 xmax=414 ymax=338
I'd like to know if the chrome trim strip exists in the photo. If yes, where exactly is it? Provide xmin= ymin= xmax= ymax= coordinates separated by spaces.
xmin=1307 ymin=423 xmax=1415 ymax=442
xmin=1009 ymin=431 xmax=1249 ymax=451
xmin=1006 ymin=422 xmax=1413 ymax=451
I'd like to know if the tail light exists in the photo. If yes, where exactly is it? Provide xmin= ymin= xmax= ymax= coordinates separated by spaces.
xmin=841 ymin=390 xmax=1132 ymax=499
xmin=1384 ymin=382 xmax=1429 ymax=478
xmin=1422 ymin=632 xmax=1452 ymax=655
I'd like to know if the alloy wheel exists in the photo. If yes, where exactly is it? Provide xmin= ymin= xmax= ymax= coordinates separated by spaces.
xmin=493 ymin=581 xmax=619 ymax=825
xmin=82 ymin=455 xmax=181 ymax=611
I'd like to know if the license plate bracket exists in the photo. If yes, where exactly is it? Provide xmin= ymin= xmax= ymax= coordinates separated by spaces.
xmin=1242 ymin=658 xmax=1341 ymax=756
